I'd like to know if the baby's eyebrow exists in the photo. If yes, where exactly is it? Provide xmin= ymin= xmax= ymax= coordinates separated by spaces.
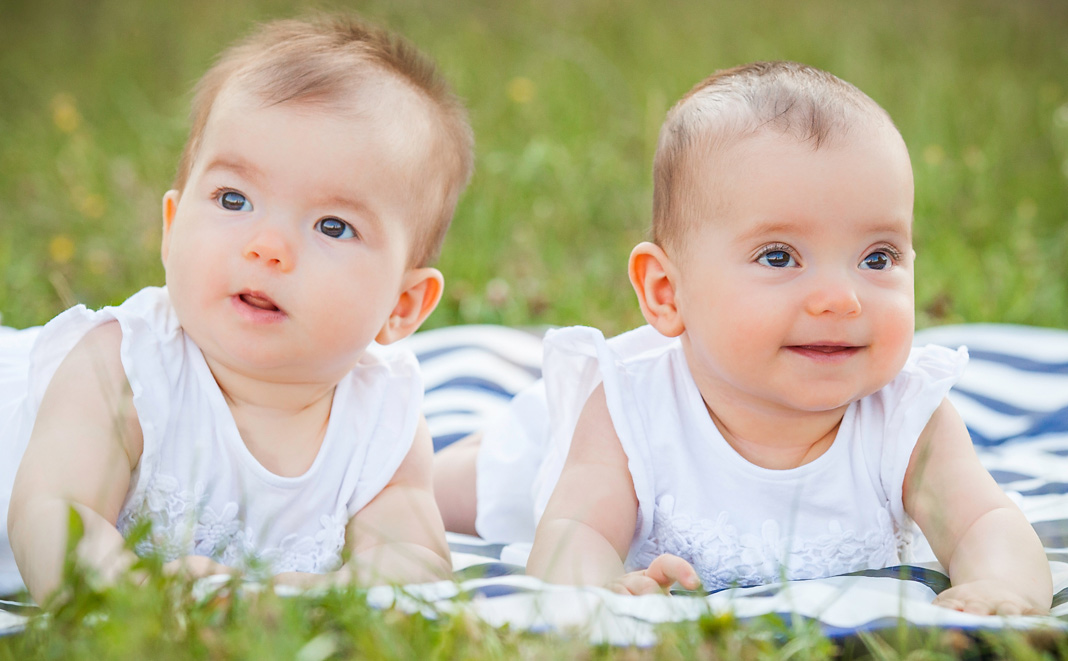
xmin=320 ymin=193 xmax=371 ymax=215
xmin=735 ymin=220 xmax=800 ymax=243
xmin=202 ymin=155 xmax=262 ymax=182
xmin=736 ymin=218 xmax=911 ymax=243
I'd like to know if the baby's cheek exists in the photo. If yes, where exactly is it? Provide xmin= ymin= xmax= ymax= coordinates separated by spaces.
xmin=877 ymin=303 xmax=915 ymax=373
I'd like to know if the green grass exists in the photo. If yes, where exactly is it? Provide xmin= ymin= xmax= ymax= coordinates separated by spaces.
xmin=3 ymin=555 xmax=1067 ymax=660
xmin=1 ymin=0 xmax=1067 ymax=657
xmin=1 ymin=0 xmax=1066 ymax=334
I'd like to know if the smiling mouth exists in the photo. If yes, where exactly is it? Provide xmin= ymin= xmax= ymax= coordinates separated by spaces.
xmin=785 ymin=344 xmax=863 ymax=360
xmin=791 ymin=344 xmax=860 ymax=353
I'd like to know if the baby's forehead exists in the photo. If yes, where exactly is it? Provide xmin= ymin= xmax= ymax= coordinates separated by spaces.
xmin=222 ymin=66 xmax=432 ymax=128
xmin=693 ymin=111 xmax=909 ymax=186
xmin=680 ymin=126 xmax=910 ymax=217
xmin=209 ymin=74 xmax=439 ymax=168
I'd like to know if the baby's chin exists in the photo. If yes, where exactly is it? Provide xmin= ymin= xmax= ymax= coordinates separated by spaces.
xmin=771 ymin=381 xmax=885 ymax=413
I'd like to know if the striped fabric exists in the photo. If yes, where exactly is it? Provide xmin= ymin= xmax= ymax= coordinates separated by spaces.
xmin=400 ymin=324 xmax=544 ymax=452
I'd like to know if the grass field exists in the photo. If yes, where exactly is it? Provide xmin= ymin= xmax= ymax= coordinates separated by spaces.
xmin=1 ymin=0 xmax=1067 ymax=657
xmin=1 ymin=0 xmax=1066 ymax=334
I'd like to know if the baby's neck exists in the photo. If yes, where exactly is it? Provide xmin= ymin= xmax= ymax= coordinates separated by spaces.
xmin=680 ymin=338 xmax=851 ymax=469
xmin=205 ymin=357 xmax=338 ymax=477
xmin=705 ymin=401 xmax=844 ymax=470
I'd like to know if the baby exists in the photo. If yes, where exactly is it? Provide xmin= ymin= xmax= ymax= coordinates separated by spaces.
xmin=438 ymin=61 xmax=1051 ymax=615
xmin=1 ymin=14 xmax=473 ymax=603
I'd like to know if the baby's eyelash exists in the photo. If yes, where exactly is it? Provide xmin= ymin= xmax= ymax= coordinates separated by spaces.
xmin=754 ymin=243 xmax=797 ymax=259
xmin=872 ymin=244 xmax=903 ymax=261
xmin=756 ymin=242 xmax=790 ymax=255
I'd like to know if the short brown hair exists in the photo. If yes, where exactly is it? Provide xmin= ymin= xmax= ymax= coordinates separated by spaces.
xmin=652 ymin=61 xmax=895 ymax=252
xmin=175 ymin=14 xmax=474 ymax=266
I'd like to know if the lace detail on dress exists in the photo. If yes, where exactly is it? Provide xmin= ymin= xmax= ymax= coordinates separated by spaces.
xmin=116 ymin=474 xmax=347 ymax=576
xmin=631 ymin=496 xmax=899 ymax=591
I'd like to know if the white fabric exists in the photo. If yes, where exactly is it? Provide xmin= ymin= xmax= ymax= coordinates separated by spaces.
xmin=474 ymin=381 xmax=549 ymax=542
xmin=478 ymin=324 xmax=968 ymax=590
xmin=0 ymin=287 xmax=421 ymax=592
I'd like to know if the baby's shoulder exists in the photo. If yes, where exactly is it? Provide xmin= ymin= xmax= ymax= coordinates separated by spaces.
xmin=331 ymin=343 xmax=424 ymax=430
xmin=352 ymin=342 xmax=422 ymax=382
xmin=868 ymin=344 xmax=968 ymax=412
xmin=546 ymin=324 xmax=680 ymax=372
xmin=64 ymin=319 xmax=125 ymax=377
xmin=40 ymin=318 xmax=144 ymax=461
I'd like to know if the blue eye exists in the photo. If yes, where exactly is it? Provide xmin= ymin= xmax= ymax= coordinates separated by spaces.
xmin=860 ymin=251 xmax=891 ymax=270
xmin=758 ymin=249 xmax=797 ymax=268
xmin=218 ymin=190 xmax=252 ymax=212
xmin=315 ymin=217 xmax=357 ymax=240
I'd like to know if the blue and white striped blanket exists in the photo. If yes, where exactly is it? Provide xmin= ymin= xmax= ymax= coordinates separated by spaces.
xmin=3 ymin=323 xmax=1067 ymax=641
xmin=406 ymin=323 xmax=1068 ymax=643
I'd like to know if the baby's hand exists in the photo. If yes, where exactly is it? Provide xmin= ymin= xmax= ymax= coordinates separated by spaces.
xmin=272 ymin=566 xmax=355 ymax=590
xmin=933 ymin=579 xmax=1050 ymax=616
xmin=606 ymin=553 xmax=701 ymax=595
xmin=163 ymin=555 xmax=234 ymax=580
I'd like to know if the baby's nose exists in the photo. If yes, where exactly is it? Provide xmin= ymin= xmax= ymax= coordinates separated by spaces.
xmin=243 ymin=225 xmax=294 ymax=272
xmin=804 ymin=274 xmax=861 ymax=317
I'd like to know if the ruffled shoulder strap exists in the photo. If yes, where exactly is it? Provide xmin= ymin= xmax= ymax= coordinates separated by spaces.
xmin=24 ymin=287 xmax=182 ymax=482
xmin=336 ymin=342 xmax=425 ymax=519
xmin=532 ymin=325 xmax=675 ymax=543
xmin=869 ymin=344 xmax=969 ymax=526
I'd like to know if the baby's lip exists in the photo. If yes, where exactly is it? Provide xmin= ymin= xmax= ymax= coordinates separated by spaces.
xmin=237 ymin=290 xmax=284 ymax=314
xmin=787 ymin=343 xmax=863 ymax=352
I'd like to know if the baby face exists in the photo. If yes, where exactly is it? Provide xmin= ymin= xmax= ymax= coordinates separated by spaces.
xmin=161 ymin=86 xmax=427 ymax=384
xmin=673 ymin=127 xmax=916 ymax=415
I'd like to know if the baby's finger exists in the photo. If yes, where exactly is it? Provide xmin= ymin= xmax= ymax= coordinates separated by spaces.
xmin=996 ymin=602 xmax=1023 ymax=617
xmin=611 ymin=573 xmax=663 ymax=595
xmin=955 ymin=595 xmax=1006 ymax=616
xmin=645 ymin=554 xmax=700 ymax=590
xmin=932 ymin=592 xmax=966 ymax=612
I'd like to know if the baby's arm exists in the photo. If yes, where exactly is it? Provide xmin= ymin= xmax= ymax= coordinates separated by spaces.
xmin=7 ymin=322 xmax=144 ymax=603
xmin=276 ymin=416 xmax=451 ymax=588
xmin=346 ymin=415 xmax=452 ymax=584
xmin=904 ymin=398 xmax=1052 ymax=615
xmin=431 ymin=431 xmax=481 ymax=536
xmin=526 ymin=385 xmax=699 ymax=594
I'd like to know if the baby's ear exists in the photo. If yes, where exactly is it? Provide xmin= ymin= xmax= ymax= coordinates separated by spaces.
xmin=160 ymin=190 xmax=180 ymax=263
xmin=375 ymin=268 xmax=444 ymax=345
xmin=629 ymin=242 xmax=684 ymax=337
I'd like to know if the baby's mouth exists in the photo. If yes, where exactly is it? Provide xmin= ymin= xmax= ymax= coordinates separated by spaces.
xmin=793 ymin=344 xmax=858 ymax=353
xmin=785 ymin=343 xmax=864 ymax=360
xmin=239 ymin=292 xmax=281 ymax=313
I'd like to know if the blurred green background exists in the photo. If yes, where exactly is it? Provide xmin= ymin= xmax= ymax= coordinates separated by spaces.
xmin=1 ymin=0 xmax=1066 ymax=336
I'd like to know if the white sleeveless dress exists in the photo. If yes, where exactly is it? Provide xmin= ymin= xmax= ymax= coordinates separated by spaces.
xmin=0 ymin=287 xmax=422 ymax=594
xmin=478 ymin=325 xmax=968 ymax=590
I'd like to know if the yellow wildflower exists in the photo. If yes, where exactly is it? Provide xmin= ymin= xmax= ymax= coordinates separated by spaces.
xmin=49 ymin=235 xmax=76 ymax=263
xmin=507 ymin=77 xmax=536 ymax=105
xmin=51 ymin=94 xmax=81 ymax=134
xmin=923 ymin=145 xmax=945 ymax=166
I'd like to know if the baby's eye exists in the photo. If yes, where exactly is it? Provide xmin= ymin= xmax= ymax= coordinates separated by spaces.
xmin=757 ymin=249 xmax=797 ymax=268
xmin=315 ymin=217 xmax=357 ymax=240
xmin=217 ymin=190 xmax=252 ymax=212
xmin=860 ymin=251 xmax=892 ymax=270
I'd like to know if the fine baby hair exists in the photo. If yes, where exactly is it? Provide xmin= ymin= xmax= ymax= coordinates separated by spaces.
xmin=651 ymin=60 xmax=892 ymax=251
xmin=1 ymin=12 xmax=473 ymax=603
xmin=176 ymin=16 xmax=474 ymax=266
xmin=461 ymin=61 xmax=1052 ymax=615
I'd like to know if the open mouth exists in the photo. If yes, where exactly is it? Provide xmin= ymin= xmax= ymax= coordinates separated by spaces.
xmin=236 ymin=291 xmax=284 ymax=315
